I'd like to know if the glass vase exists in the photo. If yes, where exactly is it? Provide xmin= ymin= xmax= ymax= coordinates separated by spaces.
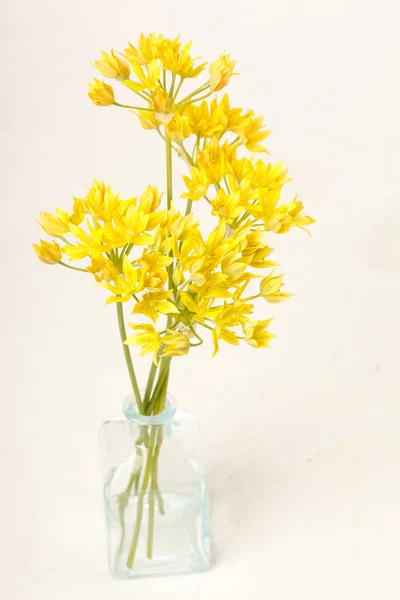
xmin=99 ymin=393 xmax=211 ymax=579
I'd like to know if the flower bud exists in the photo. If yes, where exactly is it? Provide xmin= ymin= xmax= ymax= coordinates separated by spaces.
xmin=88 ymin=79 xmax=115 ymax=106
xmin=33 ymin=240 xmax=62 ymax=265
xmin=92 ymin=49 xmax=130 ymax=80
xmin=209 ymin=53 xmax=237 ymax=92
xmin=38 ymin=212 xmax=69 ymax=236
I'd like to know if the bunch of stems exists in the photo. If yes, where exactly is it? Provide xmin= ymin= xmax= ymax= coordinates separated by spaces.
xmin=114 ymin=72 xmax=212 ymax=568
xmin=115 ymin=127 xmax=177 ymax=569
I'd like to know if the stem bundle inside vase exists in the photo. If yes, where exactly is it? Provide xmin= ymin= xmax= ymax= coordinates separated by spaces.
xmin=33 ymin=32 xmax=315 ymax=571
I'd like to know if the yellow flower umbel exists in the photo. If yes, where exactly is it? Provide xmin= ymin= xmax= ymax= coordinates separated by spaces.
xmin=35 ymin=30 xmax=315 ymax=418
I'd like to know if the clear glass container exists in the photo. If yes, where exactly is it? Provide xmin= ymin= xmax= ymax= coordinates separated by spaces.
xmin=99 ymin=393 xmax=211 ymax=579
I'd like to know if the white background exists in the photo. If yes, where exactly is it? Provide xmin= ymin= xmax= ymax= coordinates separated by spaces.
xmin=1 ymin=1 xmax=400 ymax=598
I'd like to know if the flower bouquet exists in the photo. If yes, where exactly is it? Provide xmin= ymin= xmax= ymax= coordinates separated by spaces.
xmin=33 ymin=33 xmax=314 ymax=579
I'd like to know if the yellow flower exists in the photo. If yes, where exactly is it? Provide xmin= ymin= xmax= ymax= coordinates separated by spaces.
xmin=109 ymin=204 xmax=153 ymax=247
xmin=180 ymin=292 xmax=221 ymax=324
xmin=209 ymin=53 xmax=237 ymax=92
xmin=149 ymin=87 xmax=174 ymax=124
xmin=211 ymin=189 xmax=243 ymax=222
xmin=87 ymin=256 xmax=118 ymax=282
xmin=239 ymin=231 xmax=275 ymax=270
xmin=132 ymin=289 xmax=179 ymax=323
xmin=254 ymin=160 xmax=290 ymax=190
xmin=125 ymin=34 xmax=162 ymax=65
xmin=88 ymin=79 xmax=115 ymax=106
xmin=161 ymin=330 xmax=190 ymax=358
xmin=92 ymin=49 xmax=130 ymax=80
xmin=173 ymin=267 xmax=183 ymax=286
xmin=143 ymin=268 xmax=168 ymax=291
xmin=166 ymin=112 xmax=191 ymax=142
xmin=38 ymin=198 xmax=84 ymax=236
xmin=211 ymin=325 xmax=239 ymax=357
xmin=124 ymin=323 xmax=162 ymax=365
xmin=84 ymin=181 xmax=123 ymax=222
xmin=259 ymin=270 xmax=293 ymax=303
xmin=196 ymin=139 xmax=231 ymax=185
xmin=183 ymin=101 xmax=223 ymax=138
xmin=38 ymin=212 xmax=69 ymax=236
xmin=229 ymin=156 xmax=254 ymax=183
xmin=182 ymin=167 xmax=209 ymax=201
xmin=215 ymin=94 xmax=251 ymax=133
xmin=218 ymin=300 xmax=253 ymax=328
xmin=63 ymin=222 xmax=107 ymax=260
xmin=122 ymin=59 xmax=160 ymax=92
xmin=138 ymin=249 xmax=173 ymax=272
xmin=158 ymin=37 xmax=206 ymax=79
xmin=284 ymin=198 xmax=316 ymax=233
xmin=208 ymin=299 xmax=256 ymax=356
xmin=33 ymin=240 xmax=62 ymax=264
xmin=138 ymin=185 xmax=162 ymax=214
xmin=244 ymin=319 xmax=275 ymax=348
xmin=243 ymin=245 xmax=278 ymax=269
xmin=267 ymin=194 xmax=316 ymax=235
xmin=137 ymin=109 xmax=159 ymax=130
xmin=235 ymin=113 xmax=270 ymax=153
xmin=99 ymin=255 xmax=144 ymax=303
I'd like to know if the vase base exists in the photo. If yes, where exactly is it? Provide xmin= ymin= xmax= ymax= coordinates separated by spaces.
xmin=107 ymin=491 xmax=211 ymax=580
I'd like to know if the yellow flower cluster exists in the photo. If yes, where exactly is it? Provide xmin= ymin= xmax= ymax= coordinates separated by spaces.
xmin=35 ymin=33 xmax=315 ymax=365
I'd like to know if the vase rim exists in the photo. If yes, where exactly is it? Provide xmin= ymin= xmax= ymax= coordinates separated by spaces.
xmin=123 ymin=392 xmax=177 ymax=425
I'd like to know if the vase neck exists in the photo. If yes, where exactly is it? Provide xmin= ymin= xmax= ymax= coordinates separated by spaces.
xmin=123 ymin=392 xmax=176 ymax=425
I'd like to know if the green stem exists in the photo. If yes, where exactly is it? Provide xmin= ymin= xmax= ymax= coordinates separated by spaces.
xmin=114 ymin=102 xmax=154 ymax=111
xmin=126 ymin=430 xmax=156 ymax=569
xmin=200 ymin=322 xmax=214 ymax=331
xmin=116 ymin=302 xmax=143 ymax=412
xmin=59 ymin=261 xmax=88 ymax=273
xmin=133 ymin=90 xmax=151 ymax=101
xmin=192 ymin=134 xmax=200 ymax=162
xmin=147 ymin=426 xmax=163 ymax=558
xmin=165 ymin=132 xmax=173 ymax=211
xmin=169 ymin=73 xmax=176 ymax=97
xmin=235 ymin=210 xmax=251 ymax=227
xmin=156 ymin=128 xmax=166 ymax=142
xmin=57 ymin=235 xmax=70 ymax=244
xmin=173 ymin=82 xmax=210 ymax=110
xmin=181 ymin=91 xmax=212 ymax=107
xmin=165 ymin=131 xmax=176 ymax=298
xmin=155 ymin=482 xmax=165 ymax=515
xmin=146 ymin=358 xmax=171 ymax=416
xmin=230 ymin=135 xmax=241 ymax=146
xmin=143 ymin=362 xmax=158 ymax=411
xmin=177 ymin=142 xmax=194 ymax=166
xmin=117 ymin=453 xmax=142 ymax=552
xmin=172 ymin=77 xmax=183 ymax=101
xmin=185 ymin=198 xmax=193 ymax=216
xmin=157 ymin=367 xmax=170 ymax=413
xmin=189 ymin=326 xmax=203 ymax=344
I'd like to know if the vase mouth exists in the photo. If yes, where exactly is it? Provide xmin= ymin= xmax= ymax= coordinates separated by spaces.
xmin=123 ymin=392 xmax=177 ymax=425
